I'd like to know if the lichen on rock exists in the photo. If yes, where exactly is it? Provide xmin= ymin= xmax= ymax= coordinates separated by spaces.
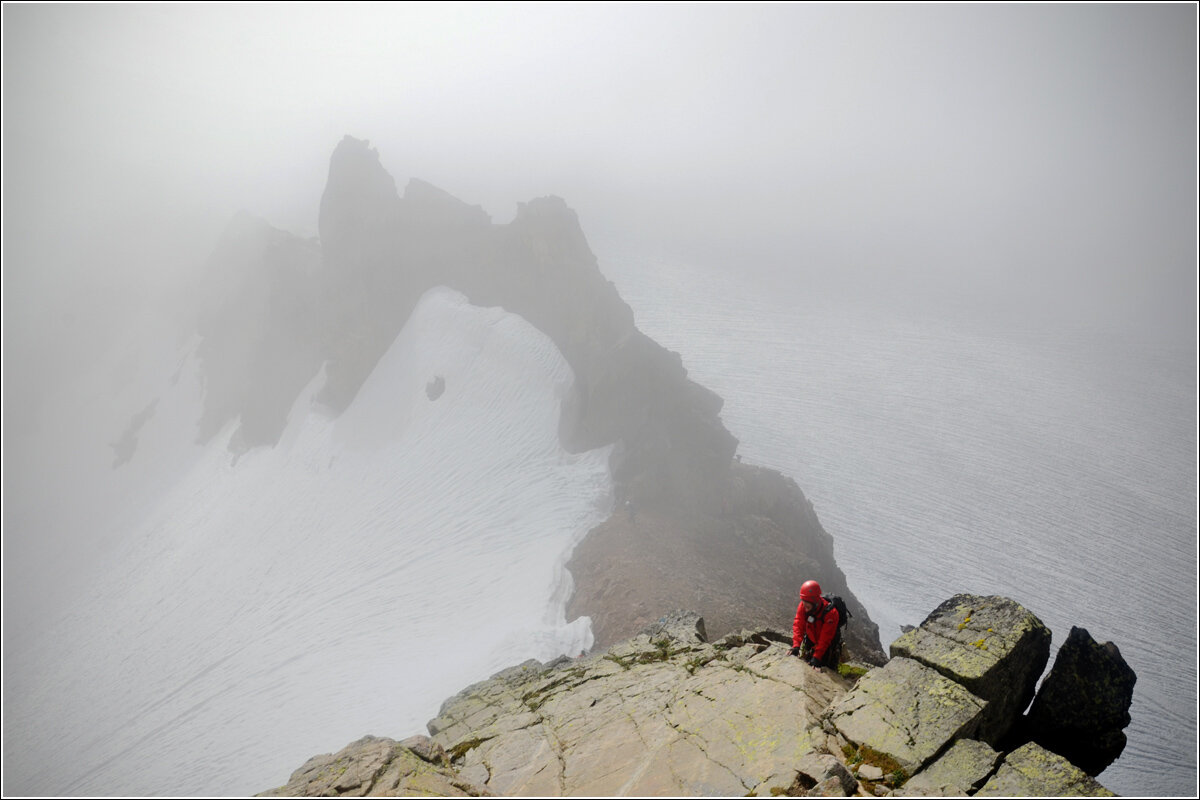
xmin=975 ymin=741 xmax=1116 ymax=797
xmin=826 ymin=656 xmax=987 ymax=775
xmin=259 ymin=599 xmax=1126 ymax=798
xmin=889 ymin=594 xmax=1050 ymax=744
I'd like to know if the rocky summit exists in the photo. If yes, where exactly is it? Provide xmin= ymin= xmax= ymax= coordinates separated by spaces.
xmin=260 ymin=596 xmax=1130 ymax=797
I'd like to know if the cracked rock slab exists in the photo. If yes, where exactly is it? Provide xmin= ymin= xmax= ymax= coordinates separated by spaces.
xmin=896 ymin=737 xmax=1000 ymax=796
xmin=975 ymin=742 xmax=1116 ymax=797
xmin=826 ymin=657 xmax=986 ymax=775
xmin=889 ymin=594 xmax=1049 ymax=745
xmin=260 ymin=602 xmax=1122 ymax=798
xmin=428 ymin=624 xmax=850 ymax=796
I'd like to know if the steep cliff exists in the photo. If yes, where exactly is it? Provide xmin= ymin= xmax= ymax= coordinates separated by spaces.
xmin=259 ymin=597 xmax=1133 ymax=797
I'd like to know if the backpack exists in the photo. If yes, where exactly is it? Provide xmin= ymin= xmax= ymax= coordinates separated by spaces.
xmin=815 ymin=593 xmax=851 ymax=667
xmin=821 ymin=593 xmax=851 ymax=632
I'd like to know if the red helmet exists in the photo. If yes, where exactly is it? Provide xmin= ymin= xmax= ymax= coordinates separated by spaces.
xmin=799 ymin=580 xmax=823 ymax=604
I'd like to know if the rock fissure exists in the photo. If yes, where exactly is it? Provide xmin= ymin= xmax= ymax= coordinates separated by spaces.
xmin=538 ymin=718 xmax=569 ymax=796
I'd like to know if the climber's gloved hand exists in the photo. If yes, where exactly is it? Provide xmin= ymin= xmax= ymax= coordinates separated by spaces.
xmin=806 ymin=655 xmax=821 ymax=668
xmin=789 ymin=646 xmax=800 ymax=656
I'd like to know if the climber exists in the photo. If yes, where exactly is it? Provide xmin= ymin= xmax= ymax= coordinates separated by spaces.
xmin=790 ymin=579 xmax=841 ymax=670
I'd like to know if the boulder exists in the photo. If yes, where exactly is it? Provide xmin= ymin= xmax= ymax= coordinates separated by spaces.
xmin=975 ymin=742 xmax=1116 ymax=797
xmin=826 ymin=656 xmax=987 ymax=775
xmin=635 ymin=608 xmax=707 ymax=645
xmin=895 ymin=738 xmax=1001 ymax=796
xmin=889 ymin=594 xmax=1050 ymax=744
xmin=1024 ymin=626 xmax=1136 ymax=774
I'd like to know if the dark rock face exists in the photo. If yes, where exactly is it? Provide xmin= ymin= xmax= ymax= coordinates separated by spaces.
xmin=889 ymin=594 xmax=1051 ymax=745
xmin=1024 ymin=626 xmax=1136 ymax=775
xmin=194 ymin=212 xmax=324 ymax=451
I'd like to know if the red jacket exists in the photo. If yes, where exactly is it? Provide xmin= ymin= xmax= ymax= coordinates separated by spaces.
xmin=793 ymin=597 xmax=840 ymax=661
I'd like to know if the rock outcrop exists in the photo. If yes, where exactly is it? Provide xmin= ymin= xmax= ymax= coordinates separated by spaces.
xmin=888 ymin=594 xmax=1051 ymax=745
xmin=261 ymin=598 xmax=1128 ymax=797
xmin=313 ymin=137 xmax=737 ymax=513
xmin=1022 ymin=626 xmax=1137 ymax=775
xmin=566 ymin=461 xmax=884 ymax=662
xmin=192 ymin=211 xmax=324 ymax=452
xmin=423 ymin=611 xmax=851 ymax=796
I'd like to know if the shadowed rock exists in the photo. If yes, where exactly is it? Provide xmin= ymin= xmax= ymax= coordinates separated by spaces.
xmin=1024 ymin=626 xmax=1136 ymax=775
xmin=889 ymin=594 xmax=1050 ymax=745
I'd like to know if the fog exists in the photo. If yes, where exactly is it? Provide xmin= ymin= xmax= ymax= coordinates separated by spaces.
xmin=6 ymin=5 xmax=1195 ymax=343
xmin=4 ymin=0 xmax=1196 ymax=650
xmin=1 ymin=3 xmax=1196 ymax=791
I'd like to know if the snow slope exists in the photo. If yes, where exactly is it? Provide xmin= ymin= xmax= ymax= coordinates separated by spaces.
xmin=4 ymin=287 xmax=612 ymax=796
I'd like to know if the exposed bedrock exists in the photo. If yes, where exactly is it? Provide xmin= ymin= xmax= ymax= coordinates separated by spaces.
xmin=259 ymin=598 xmax=1126 ymax=797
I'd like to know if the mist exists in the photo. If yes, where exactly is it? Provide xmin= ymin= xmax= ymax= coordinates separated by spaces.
xmin=6 ymin=5 xmax=1196 ymax=346
xmin=2 ymin=3 xmax=1196 ymax=795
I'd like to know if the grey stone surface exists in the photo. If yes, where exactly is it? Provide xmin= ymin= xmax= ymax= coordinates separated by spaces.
xmin=976 ymin=742 xmax=1116 ymax=797
xmin=897 ymin=738 xmax=1000 ymax=796
xmin=856 ymin=763 xmax=885 ymax=781
xmin=428 ymin=617 xmax=851 ymax=796
xmin=259 ymin=599 xmax=1124 ymax=798
xmin=889 ymin=594 xmax=1050 ymax=744
xmin=256 ymin=735 xmax=491 ymax=797
xmin=827 ymin=656 xmax=986 ymax=774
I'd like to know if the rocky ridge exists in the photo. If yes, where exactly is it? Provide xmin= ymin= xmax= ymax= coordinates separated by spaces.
xmin=259 ymin=595 xmax=1133 ymax=797
xmin=168 ymin=135 xmax=886 ymax=661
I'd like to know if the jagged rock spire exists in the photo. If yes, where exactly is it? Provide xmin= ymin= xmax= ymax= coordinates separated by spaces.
xmin=318 ymin=135 xmax=400 ymax=264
